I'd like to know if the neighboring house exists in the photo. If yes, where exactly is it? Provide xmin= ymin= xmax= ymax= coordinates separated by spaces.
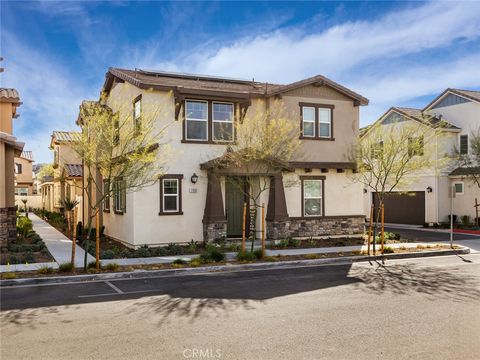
xmin=0 ymin=88 xmax=24 ymax=247
xmin=41 ymin=131 xmax=83 ymax=219
xmin=362 ymin=88 xmax=480 ymax=225
xmin=14 ymin=150 xmax=34 ymax=196
xmin=79 ymin=67 xmax=369 ymax=248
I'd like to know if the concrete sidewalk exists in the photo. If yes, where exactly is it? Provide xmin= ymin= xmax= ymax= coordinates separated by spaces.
xmin=0 ymin=213 xmax=96 ymax=272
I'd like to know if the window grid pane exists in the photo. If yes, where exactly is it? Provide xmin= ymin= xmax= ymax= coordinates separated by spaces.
xmin=163 ymin=179 xmax=179 ymax=212
xmin=304 ymin=180 xmax=322 ymax=216
xmin=213 ymin=103 xmax=234 ymax=141
xmin=319 ymin=108 xmax=331 ymax=138
xmin=186 ymin=101 xmax=208 ymax=140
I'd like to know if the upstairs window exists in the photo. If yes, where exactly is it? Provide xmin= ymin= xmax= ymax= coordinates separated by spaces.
xmin=302 ymin=107 xmax=316 ymax=137
xmin=133 ymin=95 xmax=142 ymax=133
xmin=213 ymin=102 xmax=234 ymax=141
xmin=299 ymin=103 xmax=334 ymax=140
xmin=319 ymin=108 xmax=332 ymax=138
xmin=15 ymin=163 xmax=22 ymax=174
xmin=185 ymin=100 xmax=208 ymax=141
xmin=460 ymin=134 xmax=469 ymax=154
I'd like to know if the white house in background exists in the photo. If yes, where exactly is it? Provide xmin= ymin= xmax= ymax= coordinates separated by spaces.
xmin=362 ymin=88 xmax=480 ymax=225
xmin=80 ymin=67 xmax=370 ymax=248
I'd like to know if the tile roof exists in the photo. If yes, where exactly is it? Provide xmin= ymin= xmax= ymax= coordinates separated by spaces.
xmin=20 ymin=151 xmax=33 ymax=161
xmin=52 ymin=131 xmax=81 ymax=143
xmin=104 ymin=68 xmax=368 ymax=105
xmin=449 ymin=166 xmax=480 ymax=176
xmin=0 ymin=88 xmax=21 ymax=103
xmin=394 ymin=107 xmax=460 ymax=130
xmin=64 ymin=164 xmax=83 ymax=177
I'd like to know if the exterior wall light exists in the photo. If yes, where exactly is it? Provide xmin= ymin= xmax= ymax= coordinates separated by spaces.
xmin=426 ymin=186 xmax=433 ymax=193
xmin=191 ymin=173 xmax=198 ymax=184
xmin=363 ymin=188 xmax=368 ymax=194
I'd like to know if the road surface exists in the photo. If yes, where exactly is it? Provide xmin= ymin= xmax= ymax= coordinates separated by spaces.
xmin=1 ymin=253 xmax=479 ymax=360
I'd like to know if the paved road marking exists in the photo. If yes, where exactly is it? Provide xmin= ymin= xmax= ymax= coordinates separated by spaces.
xmin=105 ymin=281 xmax=124 ymax=294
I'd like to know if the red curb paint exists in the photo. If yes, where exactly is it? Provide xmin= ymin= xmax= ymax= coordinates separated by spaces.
xmin=453 ymin=229 xmax=480 ymax=235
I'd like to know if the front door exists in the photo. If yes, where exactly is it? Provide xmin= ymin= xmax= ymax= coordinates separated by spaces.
xmin=225 ymin=177 xmax=247 ymax=237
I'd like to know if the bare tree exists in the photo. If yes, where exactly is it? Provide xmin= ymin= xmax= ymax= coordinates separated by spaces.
xmin=75 ymin=89 xmax=172 ymax=270
xmin=455 ymin=127 xmax=480 ymax=188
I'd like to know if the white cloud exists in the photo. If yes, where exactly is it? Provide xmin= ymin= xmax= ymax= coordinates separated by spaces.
xmin=2 ymin=32 xmax=96 ymax=163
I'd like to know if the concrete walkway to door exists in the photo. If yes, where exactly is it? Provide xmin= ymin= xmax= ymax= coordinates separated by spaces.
xmin=30 ymin=213 xmax=95 ymax=268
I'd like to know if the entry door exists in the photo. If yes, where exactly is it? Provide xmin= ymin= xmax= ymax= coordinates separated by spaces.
xmin=225 ymin=177 xmax=246 ymax=237
xmin=373 ymin=191 xmax=425 ymax=225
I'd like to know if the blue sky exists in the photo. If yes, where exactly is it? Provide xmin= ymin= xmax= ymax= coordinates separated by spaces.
xmin=1 ymin=1 xmax=479 ymax=163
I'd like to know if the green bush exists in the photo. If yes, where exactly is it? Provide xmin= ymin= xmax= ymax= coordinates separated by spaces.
xmin=226 ymin=242 xmax=241 ymax=252
xmin=25 ymin=251 xmax=35 ymax=263
xmin=199 ymin=246 xmax=225 ymax=263
xmin=253 ymin=249 xmax=264 ymax=259
xmin=41 ymin=247 xmax=51 ymax=257
xmin=287 ymin=238 xmax=300 ymax=248
xmin=383 ymin=246 xmax=395 ymax=254
xmin=8 ymin=255 xmax=19 ymax=264
xmin=16 ymin=216 xmax=33 ymax=240
xmin=37 ymin=266 xmax=54 ymax=275
xmin=100 ymin=250 xmax=116 ymax=259
xmin=187 ymin=240 xmax=197 ymax=253
xmin=461 ymin=215 xmax=471 ymax=227
xmin=87 ymin=261 xmax=98 ymax=269
xmin=134 ymin=245 xmax=151 ymax=258
xmin=105 ymin=263 xmax=119 ymax=271
xmin=172 ymin=258 xmax=187 ymax=265
xmin=236 ymin=251 xmax=256 ymax=262
xmin=151 ymin=246 xmax=167 ymax=257
xmin=166 ymin=243 xmax=183 ymax=255
xmin=59 ymin=262 xmax=74 ymax=272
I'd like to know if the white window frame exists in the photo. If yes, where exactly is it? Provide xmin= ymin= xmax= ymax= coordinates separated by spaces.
xmin=212 ymin=101 xmax=234 ymax=142
xmin=113 ymin=179 xmax=126 ymax=213
xmin=303 ymin=179 xmax=323 ymax=217
xmin=133 ymin=97 xmax=142 ymax=129
xmin=162 ymin=178 xmax=179 ymax=212
xmin=318 ymin=108 xmax=332 ymax=138
xmin=185 ymin=99 xmax=208 ymax=141
xmin=302 ymin=106 xmax=316 ymax=138
xmin=453 ymin=181 xmax=464 ymax=195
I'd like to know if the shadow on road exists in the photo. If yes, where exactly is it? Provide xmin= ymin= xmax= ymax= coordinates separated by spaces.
xmin=350 ymin=261 xmax=480 ymax=302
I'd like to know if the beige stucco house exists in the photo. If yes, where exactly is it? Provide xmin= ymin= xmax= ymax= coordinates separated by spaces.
xmin=362 ymin=89 xmax=480 ymax=225
xmin=80 ymin=68 xmax=369 ymax=248
xmin=0 ymin=88 xmax=24 ymax=247
xmin=41 ymin=131 xmax=83 ymax=219
xmin=14 ymin=150 xmax=34 ymax=196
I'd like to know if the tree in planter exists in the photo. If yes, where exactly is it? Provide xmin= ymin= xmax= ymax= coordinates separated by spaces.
xmin=351 ymin=115 xmax=447 ymax=253
xmin=75 ymin=89 xmax=172 ymax=271
xmin=208 ymin=101 xmax=302 ymax=253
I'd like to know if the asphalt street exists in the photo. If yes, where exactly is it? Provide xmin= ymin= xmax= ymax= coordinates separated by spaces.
xmin=1 ymin=253 xmax=480 ymax=360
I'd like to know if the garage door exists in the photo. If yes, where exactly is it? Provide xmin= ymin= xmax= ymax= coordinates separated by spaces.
xmin=372 ymin=191 xmax=425 ymax=225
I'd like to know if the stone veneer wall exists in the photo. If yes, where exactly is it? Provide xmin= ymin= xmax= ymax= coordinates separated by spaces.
xmin=267 ymin=215 xmax=365 ymax=240
xmin=203 ymin=220 xmax=227 ymax=242
xmin=0 ymin=207 xmax=17 ymax=251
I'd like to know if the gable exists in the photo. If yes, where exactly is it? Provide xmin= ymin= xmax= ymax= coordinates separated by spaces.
xmin=381 ymin=111 xmax=406 ymax=125
xmin=431 ymin=93 xmax=471 ymax=109
xmin=282 ymin=84 xmax=352 ymax=101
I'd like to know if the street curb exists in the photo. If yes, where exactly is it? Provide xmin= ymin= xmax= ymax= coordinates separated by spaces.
xmin=0 ymin=246 xmax=470 ymax=287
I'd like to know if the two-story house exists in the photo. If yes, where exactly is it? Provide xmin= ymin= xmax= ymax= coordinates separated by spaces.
xmin=41 ymin=131 xmax=83 ymax=219
xmin=0 ymin=88 xmax=24 ymax=247
xmin=83 ymin=68 xmax=369 ymax=248
xmin=362 ymin=88 xmax=480 ymax=225
xmin=14 ymin=150 xmax=34 ymax=196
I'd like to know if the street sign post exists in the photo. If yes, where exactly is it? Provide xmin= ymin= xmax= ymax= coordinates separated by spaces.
xmin=450 ymin=184 xmax=456 ymax=249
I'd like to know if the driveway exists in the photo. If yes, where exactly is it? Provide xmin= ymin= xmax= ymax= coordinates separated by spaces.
xmin=385 ymin=225 xmax=480 ymax=252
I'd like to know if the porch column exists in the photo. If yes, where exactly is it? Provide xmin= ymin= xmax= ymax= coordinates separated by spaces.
xmin=202 ymin=173 xmax=226 ymax=242
xmin=266 ymin=173 xmax=289 ymax=240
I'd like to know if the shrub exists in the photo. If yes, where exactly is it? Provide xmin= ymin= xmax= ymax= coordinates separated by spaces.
xmin=3 ymin=273 xmax=16 ymax=280
xmin=272 ymin=239 xmax=289 ymax=249
xmin=134 ymin=245 xmax=150 ymax=258
xmin=37 ymin=266 xmax=54 ymax=275
xmin=105 ymin=263 xmax=119 ymax=271
xmin=236 ymin=251 xmax=256 ymax=262
xmin=87 ymin=261 xmax=98 ymax=269
xmin=307 ymin=237 xmax=317 ymax=247
xmin=151 ymin=246 xmax=167 ymax=257
xmin=25 ymin=251 xmax=35 ymax=263
xmin=461 ymin=215 xmax=471 ymax=227
xmin=227 ymin=242 xmax=241 ymax=252
xmin=172 ymin=258 xmax=187 ymax=265
xmin=100 ymin=250 xmax=116 ymax=259
xmin=187 ymin=240 xmax=197 ymax=253
xmin=189 ymin=258 xmax=202 ymax=267
xmin=200 ymin=246 xmax=225 ymax=263
xmin=253 ymin=249 xmax=263 ymax=259
xmin=41 ymin=247 xmax=51 ymax=257
xmin=16 ymin=216 xmax=33 ymax=240
xmin=8 ymin=255 xmax=19 ymax=264
xmin=166 ymin=243 xmax=183 ymax=255
xmin=383 ymin=246 xmax=394 ymax=254
xmin=305 ymin=253 xmax=319 ymax=259
xmin=287 ymin=237 xmax=300 ymax=248
xmin=59 ymin=262 xmax=74 ymax=272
